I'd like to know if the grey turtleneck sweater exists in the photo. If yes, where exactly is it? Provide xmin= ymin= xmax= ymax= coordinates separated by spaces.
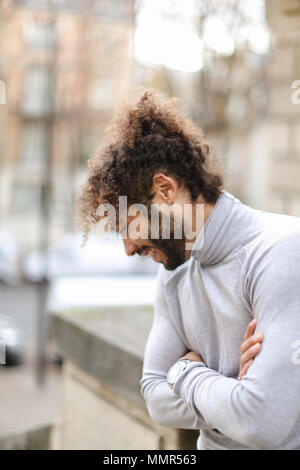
xmin=140 ymin=191 xmax=300 ymax=450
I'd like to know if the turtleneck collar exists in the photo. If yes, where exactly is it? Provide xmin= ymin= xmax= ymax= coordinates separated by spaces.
xmin=191 ymin=190 xmax=256 ymax=266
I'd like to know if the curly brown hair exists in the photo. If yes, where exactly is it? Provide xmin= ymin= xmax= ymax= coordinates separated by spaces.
xmin=75 ymin=89 xmax=223 ymax=241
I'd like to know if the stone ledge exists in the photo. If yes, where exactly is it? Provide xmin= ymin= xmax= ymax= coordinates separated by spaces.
xmin=59 ymin=361 xmax=198 ymax=450
xmin=0 ymin=422 xmax=55 ymax=450
xmin=49 ymin=305 xmax=153 ymax=409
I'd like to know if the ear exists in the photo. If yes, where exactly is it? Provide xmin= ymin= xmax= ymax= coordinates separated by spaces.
xmin=151 ymin=173 xmax=177 ymax=205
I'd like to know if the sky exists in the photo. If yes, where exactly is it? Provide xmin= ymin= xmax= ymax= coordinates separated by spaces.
xmin=134 ymin=0 xmax=269 ymax=72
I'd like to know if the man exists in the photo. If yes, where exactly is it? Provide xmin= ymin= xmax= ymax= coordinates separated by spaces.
xmin=76 ymin=90 xmax=300 ymax=450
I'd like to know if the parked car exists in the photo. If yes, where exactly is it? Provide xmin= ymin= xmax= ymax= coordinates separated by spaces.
xmin=23 ymin=233 xmax=158 ymax=282
xmin=0 ymin=231 xmax=22 ymax=285
xmin=0 ymin=315 xmax=23 ymax=366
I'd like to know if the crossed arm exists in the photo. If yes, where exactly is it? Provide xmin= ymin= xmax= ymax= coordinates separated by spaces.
xmin=179 ymin=317 xmax=263 ymax=380
xmin=140 ymin=293 xmax=261 ymax=431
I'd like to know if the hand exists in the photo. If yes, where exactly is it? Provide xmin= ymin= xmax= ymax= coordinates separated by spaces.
xmin=238 ymin=318 xmax=263 ymax=381
xmin=178 ymin=317 xmax=263 ymax=380
xmin=178 ymin=350 xmax=206 ymax=364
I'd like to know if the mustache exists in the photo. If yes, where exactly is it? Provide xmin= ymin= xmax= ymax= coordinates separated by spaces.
xmin=136 ymin=245 xmax=149 ymax=256
xmin=136 ymin=243 xmax=165 ymax=257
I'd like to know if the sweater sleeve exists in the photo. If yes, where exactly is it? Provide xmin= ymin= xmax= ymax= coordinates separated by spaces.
xmin=172 ymin=232 xmax=300 ymax=449
xmin=140 ymin=267 xmax=212 ymax=430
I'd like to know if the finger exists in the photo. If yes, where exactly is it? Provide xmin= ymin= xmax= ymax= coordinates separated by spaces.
xmin=240 ymin=332 xmax=264 ymax=354
xmin=240 ymin=342 xmax=261 ymax=370
xmin=178 ymin=351 xmax=191 ymax=361
xmin=238 ymin=359 xmax=253 ymax=380
xmin=238 ymin=359 xmax=253 ymax=381
xmin=186 ymin=352 xmax=202 ymax=362
xmin=179 ymin=351 xmax=204 ymax=362
xmin=243 ymin=318 xmax=258 ymax=340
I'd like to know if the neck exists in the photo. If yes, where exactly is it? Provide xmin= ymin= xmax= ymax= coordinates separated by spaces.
xmin=183 ymin=196 xmax=216 ymax=260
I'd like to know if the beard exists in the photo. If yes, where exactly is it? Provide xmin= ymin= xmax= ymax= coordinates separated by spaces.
xmin=148 ymin=205 xmax=187 ymax=271
xmin=151 ymin=237 xmax=186 ymax=270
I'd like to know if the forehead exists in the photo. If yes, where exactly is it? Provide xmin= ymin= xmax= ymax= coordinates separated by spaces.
xmin=111 ymin=209 xmax=148 ymax=232
xmin=98 ymin=199 xmax=160 ymax=232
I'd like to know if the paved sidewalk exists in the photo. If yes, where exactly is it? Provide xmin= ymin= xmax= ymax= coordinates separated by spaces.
xmin=0 ymin=363 xmax=62 ymax=437
xmin=0 ymin=283 xmax=63 ymax=440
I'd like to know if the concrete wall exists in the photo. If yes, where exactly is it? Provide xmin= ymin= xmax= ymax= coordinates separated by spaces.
xmin=53 ymin=362 xmax=198 ymax=450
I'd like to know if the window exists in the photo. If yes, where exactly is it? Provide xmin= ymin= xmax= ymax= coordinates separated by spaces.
xmin=22 ymin=67 xmax=53 ymax=116
xmin=0 ymin=80 xmax=5 ymax=104
xmin=23 ymin=20 xmax=56 ymax=49
xmin=20 ymin=123 xmax=49 ymax=169
xmin=89 ymin=79 xmax=113 ymax=110
xmin=11 ymin=182 xmax=42 ymax=213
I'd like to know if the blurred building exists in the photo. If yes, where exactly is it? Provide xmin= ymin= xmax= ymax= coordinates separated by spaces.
xmin=132 ymin=0 xmax=300 ymax=216
xmin=262 ymin=0 xmax=300 ymax=215
xmin=0 ymin=0 xmax=134 ymax=252
xmin=133 ymin=1 xmax=270 ymax=205
xmin=1 ymin=0 xmax=299 ymax=255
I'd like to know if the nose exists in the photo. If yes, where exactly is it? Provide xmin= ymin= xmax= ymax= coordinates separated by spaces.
xmin=123 ymin=239 xmax=137 ymax=256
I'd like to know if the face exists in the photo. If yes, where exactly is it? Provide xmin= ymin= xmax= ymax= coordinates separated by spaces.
xmin=120 ymin=205 xmax=187 ymax=271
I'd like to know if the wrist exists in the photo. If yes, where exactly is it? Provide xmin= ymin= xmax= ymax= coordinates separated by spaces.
xmin=167 ymin=358 xmax=195 ymax=390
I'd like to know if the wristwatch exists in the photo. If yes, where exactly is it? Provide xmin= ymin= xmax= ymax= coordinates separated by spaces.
xmin=167 ymin=359 xmax=194 ymax=390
